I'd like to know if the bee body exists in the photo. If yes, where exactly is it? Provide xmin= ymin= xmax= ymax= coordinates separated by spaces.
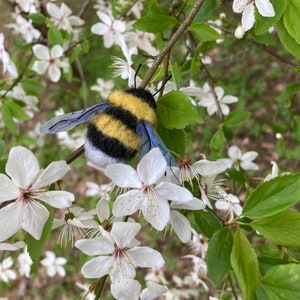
xmin=41 ymin=87 xmax=176 ymax=169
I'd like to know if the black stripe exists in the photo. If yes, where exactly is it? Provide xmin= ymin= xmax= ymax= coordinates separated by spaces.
xmin=125 ymin=88 xmax=156 ymax=110
xmin=86 ymin=123 xmax=137 ymax=160
xmin=104 ymin=106 xmax=138 ymax=130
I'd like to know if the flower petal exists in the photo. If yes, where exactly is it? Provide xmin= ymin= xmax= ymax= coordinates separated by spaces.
xmin=228 ymin=145 xmax=241 ymax=160
xmin=46 ymin=3 xmax=60 ymax=17
xmin=128 ymin=246 xmax=165 ymax=268
xmin=32 ymin=61 xmax=49 ymax=75
xmin=104 ymin=164 xmax=142 ymax=188
xmin=137 ymin=148 xmax=167 ymax=185
xmin=91 ymin=23 xmax=108 ymax=35
xmin=169 ymin=210 xmax=192 ymax=243
xmin=50 ymin=45 xmax=64 ymax=59
xmin=155 ymin=182 xmax=192 ymax=202
xmin=0 ymin=202 xmax=22 ymax=241
xmin=75 ymin=237 xmax=114 ymax=256
xmin=22 ymin=201 xmax=49 ymax=240
xmin=142 ymin=197 xmax=170 ymax=230
xmin=81 ymin=256 xmax=114 ymax=278
xmin=38 ymin=191 xmax=74 ymax=208
xmin=32 ymin=44 xmax=50 ymax=60
xmin=6 ymin=146 xmax=40 ymax=188
xmin=232 ymin=0 xmax=248 ymax=13
xmin=33 ymin=161 xmax=70 ymax=188
xmin=111 ymin=279 xmax=141 ymax=300
xmin=112 ymin=189 xmax=144 ymax=217
xmin=256 ymin=0 xmax=275 ymax=17
xmin=48 ymin=65 xmax=61 ymax=82
xmin=0 ymin=174 xmax=19 ymax=202
xmin=110 ymin=222 xmax=141 ymax=248
xmin=241 ymin=3 xmax=255 ymax=31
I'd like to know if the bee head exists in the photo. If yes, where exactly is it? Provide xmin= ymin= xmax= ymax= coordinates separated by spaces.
xmin=125 ymin=87 xmax=156 ymax=111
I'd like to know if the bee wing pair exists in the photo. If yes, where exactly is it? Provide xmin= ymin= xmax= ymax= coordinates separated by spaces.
xmin=40 ymin=102 xmax=110 ymax=133
xmin=41 ymin=102 xmax=178 ymax=169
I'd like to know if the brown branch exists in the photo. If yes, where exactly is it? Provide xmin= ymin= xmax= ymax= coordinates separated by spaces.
xmin=139 ymin=0 xmax=205 ymax=89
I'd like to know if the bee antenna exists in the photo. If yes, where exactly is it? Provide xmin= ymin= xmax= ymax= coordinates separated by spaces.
xmin=134 ymin=64 xmax=143 ymax=89
xmin=153 ymin=74 xmax=172 ymax=97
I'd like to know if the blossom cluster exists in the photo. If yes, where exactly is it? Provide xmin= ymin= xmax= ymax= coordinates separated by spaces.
xmin=0 ymin=0 xmax=280 ymax=299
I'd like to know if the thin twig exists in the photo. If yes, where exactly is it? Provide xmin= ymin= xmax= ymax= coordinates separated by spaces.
xmin=65 ymin=144 xmax=85 ymax=164
xmin=139 ymin=0 xmax=205 ymax=89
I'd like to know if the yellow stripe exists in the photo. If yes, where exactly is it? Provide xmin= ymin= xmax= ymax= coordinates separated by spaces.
xmin=92 ymin=114 xmax=139 ymax=150
xmin=109 ymin=91 xmax=156 ymax=125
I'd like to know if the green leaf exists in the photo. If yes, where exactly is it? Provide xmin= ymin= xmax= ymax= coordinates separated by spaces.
xmin=207 ymin=228 xmax=233 ymax=286
xmin=192 ymin=210 xmax=222 ymax=238
xmin=261 ymin=264 xmax=300 ymax=300
xmin=194 ymin=0 xmax=217 ymax=22
xmin=251 ymin=209 xmax=300 ymax=247
xmin=231 ymin=228 xmax=259 ymax=300
xmin=156 ymin=124 xmax=185 ymax=156
xmin=210 ymin=128 xmax=225 ymax=155
xmin=255 ymin=0 xmax=287 ymax=35
xmin=5 ymin=99 xmax=30 ymax=121
xmin=28 ymin=13 xmax=47 ymax=24
xmin=47 ymin=25 xmax=64 ymax=45
xmin=243 ymin=173 xmax=300 ymax=219
xmin=277 ymin=18 xmax=300 ymax=60
xmin=0 ymin=140 xmax=5 ymax=157
xmin=27 ymin=205 xmax=54 ymax=274
xmin=224 ymin=110 xmax=251 ymax=127
xmin=189 ymin=22 xmax=221 ymax=42
xmin=276 ymin=83 xmax=300 ymax=102
xmin=157 ymin=91 xmax=202 ymax=129
xmin=133 ymin=15 xmax=179 ymax=33
xmin=226 ymin=168 xmax=247 ymax=184
xmin=23 ymin=78 xmax=44 ymax=92
xmin=283 ymin=0 xmax=300 ymax=44
xmin=2 ymin=102 xmax=17 ymax=134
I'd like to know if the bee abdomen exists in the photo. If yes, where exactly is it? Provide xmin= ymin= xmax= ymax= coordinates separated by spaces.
xmin=86 ymin=106 xmax=139 ymax=162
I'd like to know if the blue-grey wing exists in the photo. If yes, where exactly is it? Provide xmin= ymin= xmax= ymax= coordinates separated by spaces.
xmin=41 ymin=102 xmax=110 ymax=134
xmin=136 ymin=121 xmax=178 ymax=168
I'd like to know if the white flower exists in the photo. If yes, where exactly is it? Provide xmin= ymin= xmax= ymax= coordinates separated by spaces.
xmin=234 ymin=25 xmax=245 ymax=39
xmin=16 ymin=0 xmax=39 ymax=13
xmin=41 ymin=251 xmax=67 ymax=277
xmin=178 ymin=157 xmax=227 ymax=185
xmin=0 ymin=241 xmax=25 ymax=251
xmin=125 ymin=30 xmax=158 ymax=56
xmin=233 ymin=0 xmax=275 ymax=31
xmin=46 ymin=3 xmax=85 ymax=34
xmin=105 ymin=148 xmax=193 ymax=230
xmin=0 ymin=33 xmax=10 ymax=74
xmin=215 ymin=193 xmax=242 ymax=221
xmin=0 ymin=257 xmax=16 ymax=283
xmin=219 ymin=145 xmax=259 ymax=171
xmin=52 ymin=206 xmax=98 ymax=246
xmin=75 ymin=222 xmax=165 ymax=281
xmin=112 ymin=45 xmax=137 ymax=86
xmin=91 ymin=12 xmax=126 ymax=48
xmin=198 ymin=84 xmax=238 ymax=116
xmin=0 ymin=146 xmax=74 ymax=241
xmin=91 ymin=78 xmax=114 ymax=98
xmin=32 ymin=44 xmax=69 ymax=82
xmin=264 ymin=160 xmax=279 ymax=181
xmin=18 ymin=246 xmax=32 ymax=278
xmin=7 ymin=14 xmax=41 ymax=44
xmin=140 ymin=281 xmax=168 ymax=300
xmin=199 ymin=175 xmax=226 ymax=209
